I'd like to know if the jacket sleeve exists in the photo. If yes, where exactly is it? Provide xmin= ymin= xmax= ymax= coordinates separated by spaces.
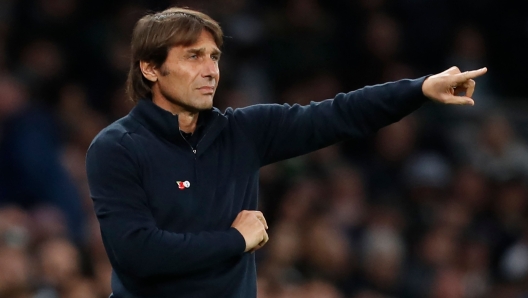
xmin=86 ymin=132 xmax=246 ymax=278
xmin=233 ymin=77 xmax=428 ymax=166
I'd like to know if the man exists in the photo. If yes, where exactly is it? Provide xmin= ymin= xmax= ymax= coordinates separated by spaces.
xmin=86 ymin=7 xmax=487 ymax=298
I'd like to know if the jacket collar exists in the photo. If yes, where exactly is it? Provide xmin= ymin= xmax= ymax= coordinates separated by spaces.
xmin=129 ymin=99 xmax=227 ymax=155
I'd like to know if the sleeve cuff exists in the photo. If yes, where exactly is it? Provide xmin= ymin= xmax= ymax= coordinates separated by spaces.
xmin=408 ymin=76 xmax=430 ymax=108
xmin=226 ymin=227 xmax=246 ymax=255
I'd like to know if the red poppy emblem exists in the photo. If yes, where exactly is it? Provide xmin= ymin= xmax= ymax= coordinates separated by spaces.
xmin=176 ymin=181 xmax=190 ymax=190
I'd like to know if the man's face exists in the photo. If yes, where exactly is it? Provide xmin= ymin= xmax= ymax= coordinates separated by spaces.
xmin=154 ymin=30 xmax=220 ymax=113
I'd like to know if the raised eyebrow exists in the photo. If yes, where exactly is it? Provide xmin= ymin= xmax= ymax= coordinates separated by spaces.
xmin=186 ymin=48 xmax=205 ymax=55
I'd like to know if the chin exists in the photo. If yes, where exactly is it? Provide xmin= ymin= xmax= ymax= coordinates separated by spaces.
xmin=188 ymin=101 xmax=213 ymax=113
xmin=168 ymin=96 xmax=213 ymax=113
xmin=198 ymin=97 xmax=214 ymax=109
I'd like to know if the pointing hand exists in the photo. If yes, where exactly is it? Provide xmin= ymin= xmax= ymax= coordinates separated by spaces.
xmin=422 ymin=66 xmax=488 ymax=106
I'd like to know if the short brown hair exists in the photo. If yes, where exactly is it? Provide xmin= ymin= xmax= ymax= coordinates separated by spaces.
xmin=126 ymin=7 xmax=223 ymax=103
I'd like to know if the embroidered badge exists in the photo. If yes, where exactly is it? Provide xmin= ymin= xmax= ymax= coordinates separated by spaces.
xmin=176 ymin=181 xmax=191 ymax=190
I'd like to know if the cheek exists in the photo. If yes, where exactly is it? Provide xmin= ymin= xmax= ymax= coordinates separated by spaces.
xmin=160 ymin=74 xmax=186 ymax=93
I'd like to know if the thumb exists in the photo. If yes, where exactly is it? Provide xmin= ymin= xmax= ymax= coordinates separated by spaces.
xmin=443 ymin=95 xmax=475 ymax=106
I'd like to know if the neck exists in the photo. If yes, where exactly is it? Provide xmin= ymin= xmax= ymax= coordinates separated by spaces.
xmin=152 ymin=92 xmax=199 ymax=134
xmin=178 ymin=111 xmax=199 ymax=133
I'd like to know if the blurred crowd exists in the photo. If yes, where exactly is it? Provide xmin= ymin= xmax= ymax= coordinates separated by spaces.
xmin=1 ymin=0 xmax=528 ymax=297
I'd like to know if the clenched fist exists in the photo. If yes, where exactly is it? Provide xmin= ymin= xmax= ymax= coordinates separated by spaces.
xmin=231 ymin=210 xmax=269 ymax=253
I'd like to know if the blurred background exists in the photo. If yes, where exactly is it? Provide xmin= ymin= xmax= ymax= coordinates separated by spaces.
xmin=1 ymin=0 xmax=528 ymax=297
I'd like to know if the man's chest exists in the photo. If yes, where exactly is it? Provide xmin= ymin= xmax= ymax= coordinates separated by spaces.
xmin=138 ymin=140 xmax=260 ymax=231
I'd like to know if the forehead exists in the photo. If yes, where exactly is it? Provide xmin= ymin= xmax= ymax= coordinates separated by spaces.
xmin=173 ymin=30 xmax=219 ymax=53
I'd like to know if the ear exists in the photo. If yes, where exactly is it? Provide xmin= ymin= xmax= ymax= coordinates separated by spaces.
xmin=140 ymin=61 xmax=158 ymax=82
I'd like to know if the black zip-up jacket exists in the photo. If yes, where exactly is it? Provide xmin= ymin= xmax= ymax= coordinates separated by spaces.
xmin=86 ymin=78 xmax=428 ymax=298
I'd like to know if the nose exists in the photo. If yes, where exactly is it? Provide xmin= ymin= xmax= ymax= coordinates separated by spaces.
xmin=202 ymin=58 xmax=219 ymax=80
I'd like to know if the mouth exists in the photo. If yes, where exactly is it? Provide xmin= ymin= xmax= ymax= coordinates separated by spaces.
xmin=197 ymin=86 xmax=215 ymax=95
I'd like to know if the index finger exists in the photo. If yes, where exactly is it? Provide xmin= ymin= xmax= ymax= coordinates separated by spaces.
xmin=455 ymin=67 xmax=488 ymax=82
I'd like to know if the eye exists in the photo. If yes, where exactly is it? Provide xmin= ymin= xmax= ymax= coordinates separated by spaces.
xmin=211 ymin=54 xmax=220 ymax=62
xmin=189 ymin=54 xmax=198 ymax=59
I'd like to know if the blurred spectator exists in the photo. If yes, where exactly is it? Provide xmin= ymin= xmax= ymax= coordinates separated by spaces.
xmin=501 ymin=229 xmax=528 ymax=283
xmin=0 ymin=74 xmax=85 ymax=243
xmin=429 ymin=268 xmax=465 ymax=298
xmin=0 ymin=206 xmax=31 ymax=250
xmin=450 ymin=166 xmax=489 ymax=215
xmin=258 ymin=222 xmax=304 ymax=287
xmin=326 ymin=163 xmax=367 ymax=230
xmin=403 ymin=225 xmax=459 ymax=298
xmin=446 ymin=25 xmax=493 ymax=99
xmin=0 ymin=246 xmax=33 ymax=298
xmin=280 ymin=72 xmax=341 ymax=106
xmin=404 ymin=152 xmax=452 ymax=195
xmin=14 ymin=39 xmax=66 ymax=105
xmin=365 ymin=115 xmax=418 ymax=200
xmin=302 ymin=215 xmax=353 ymax=282
xmin=470 ymin=114 xmax=528 ymax=181
xmin=360 ymin=224 xmax=405 ymax=296
xmin=461 ymin=239 xmax=491 ymax=297
xmin=265 ymin=0 xmax=337 ymax=91
xmin=35 ymin=237 xmax=96 ymax=298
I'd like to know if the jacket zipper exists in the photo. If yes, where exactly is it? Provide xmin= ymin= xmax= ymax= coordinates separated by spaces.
xmin=179 ymin=130 xmax=197 ymax=155
xmin=178 ymin=113 xmax=218 ymax=156
xmin=178 ymin=114 xmax=218 ymax=197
